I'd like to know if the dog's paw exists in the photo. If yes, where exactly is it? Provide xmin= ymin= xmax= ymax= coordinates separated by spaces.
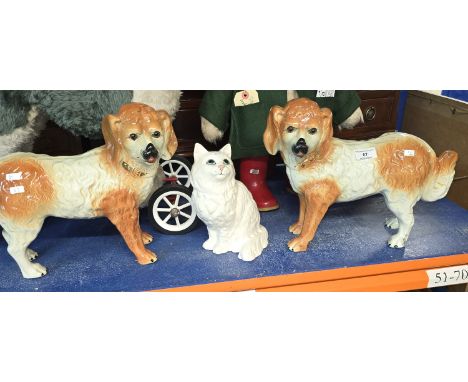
xmin=136 ymin=250 xmax=158 ymax=265
xmin=288 ymin=237 xmax=309 ymax=252
xmin=387 ymin=235 xmax=406 ymax=248
xmin=288 ymin=222 xmax=303 ymax=235
xmin=141 ymin=231 xmax=153 ymax=245
xmin=26 ymin=249 xmax=39 ymax=261
xmin=385 ymin=217 xmax=399 ymax=230
xmin=21 ymin=262 xmax=47 ymax=279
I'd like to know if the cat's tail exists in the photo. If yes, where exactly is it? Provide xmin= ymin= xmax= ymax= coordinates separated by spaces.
xmin=238 ymin=225 xmax=268 ymax=262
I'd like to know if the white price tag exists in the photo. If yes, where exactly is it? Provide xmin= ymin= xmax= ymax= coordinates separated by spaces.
xmin=6 ymin=172 xmax=23 ymax=181
xmin=355 ymin=148 xmax=377 ymax=161
xmin=426 ymin=265 xmax=468 ymax=288
xmin=234 ymin=90 xmax=260 ymax=106
xmin=404 ymin=149 xmax=415 ymax=157
xmin=10 ymin=186 xmax=25 ymax=194
xmin=316 ymin=90 xmax=335 ymax=98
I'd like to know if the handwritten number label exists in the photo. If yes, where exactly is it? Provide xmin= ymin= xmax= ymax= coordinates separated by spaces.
xmin=6 ymin=172 xmax=23 ymax=181
xmin=316 ymin=90 xmax=335 ymax=98
xmin=355 ymin=148 xmax=377 ymax=161
xmin=427 ymin=265 xmax=468 ymax=288
xmin=9 ymin=186 xmax=25 ymax=194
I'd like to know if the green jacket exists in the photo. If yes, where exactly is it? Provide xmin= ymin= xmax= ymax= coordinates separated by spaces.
xmin=199 ymin=90 xmax=361 ymax=159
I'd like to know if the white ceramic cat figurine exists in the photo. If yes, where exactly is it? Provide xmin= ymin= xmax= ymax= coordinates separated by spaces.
xmin=191 ymin=143 xmax=268 ymax=261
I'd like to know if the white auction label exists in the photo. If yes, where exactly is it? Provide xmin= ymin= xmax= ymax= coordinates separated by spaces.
xmin=404 ymin=149 xmax=415 ymax=157
xmin=426 ymin=265 xmax=468 ymax=288
xmin=10 ymin=185 xmax=25 ymax=194
xmin=316 ymin=90 xmax=335 ymax=98
xmin=6 ymin=172 xmax=23 ymax=181
xmin=355 ymin=147 xmax=377 ymax=160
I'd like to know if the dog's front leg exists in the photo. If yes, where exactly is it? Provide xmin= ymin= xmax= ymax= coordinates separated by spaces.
xmin=288 ymin=181 xmax=340 ymax=252
xmin=289 ymin=193 xmax=306 ymax=235
xmin=101 ymin=191 xmax=157 ymax=265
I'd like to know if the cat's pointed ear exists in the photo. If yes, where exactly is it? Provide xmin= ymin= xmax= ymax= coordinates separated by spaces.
xmin=193 ymin=143 xmax=208 ymax=161
xmin=220 ymin=143 xmax=232 ymax=158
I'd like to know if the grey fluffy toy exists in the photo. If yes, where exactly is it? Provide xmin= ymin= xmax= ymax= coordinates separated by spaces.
xmin=0 ymin=90 xmax=181 ymax=156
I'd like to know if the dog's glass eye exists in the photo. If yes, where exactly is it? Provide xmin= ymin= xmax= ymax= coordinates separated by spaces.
xmin=308 ymin=128 xmax=317 ymax=135
xmin=206 ymin=159 xmax=216 ymax=165
xmin=287 ymin=126 xmax=295 ymax=133
xmin=223 ymin=159 xmax=230 ymax=165
xmin=152 ymin=131 xmax=161 ymax=138
xmin=129 ymin=133 xmax=138 ymax=141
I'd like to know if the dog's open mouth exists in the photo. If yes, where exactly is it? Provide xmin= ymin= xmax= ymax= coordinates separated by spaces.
xmin=145 ymin=155 xmax=158 ymax=164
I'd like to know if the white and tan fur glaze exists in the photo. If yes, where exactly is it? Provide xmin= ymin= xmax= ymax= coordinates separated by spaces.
xmin=190 ymin=143 xmax=268 ymax=261
xmin=264 ymin=98 xmax=458 ymax=252
xmin=0 ymin=102 xmax=177 ymax=278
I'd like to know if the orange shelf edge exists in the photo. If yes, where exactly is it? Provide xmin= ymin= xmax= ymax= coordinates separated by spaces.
xmin=152 ymin=253 xmax=468 ymax=292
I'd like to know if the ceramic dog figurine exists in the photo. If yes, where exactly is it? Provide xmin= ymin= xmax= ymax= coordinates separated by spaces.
xmin=0 ymin=102 xmax=177 ymax=278
xmin=264 ymin=98 xmax=458 ymax=252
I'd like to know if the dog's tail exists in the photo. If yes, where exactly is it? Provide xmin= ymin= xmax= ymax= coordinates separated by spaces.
xmin=422 ymin=150 xmax=458 ymax=202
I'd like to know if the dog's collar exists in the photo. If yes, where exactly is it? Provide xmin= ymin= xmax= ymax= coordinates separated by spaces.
xmin=121 ymin=161 xmax=148 ymax=177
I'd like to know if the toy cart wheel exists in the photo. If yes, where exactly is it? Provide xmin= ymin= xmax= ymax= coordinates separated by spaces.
xmin=160 ymin=156 xmax=192 ymax=188
xmin=148 ymin=184 xmax=199 ymax=235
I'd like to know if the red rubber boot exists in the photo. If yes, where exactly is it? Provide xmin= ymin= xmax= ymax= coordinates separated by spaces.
xmin=239 ymin=156 xmax=279 ymax=212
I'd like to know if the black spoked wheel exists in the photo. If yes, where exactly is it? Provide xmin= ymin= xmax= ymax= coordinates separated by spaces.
xmin=160 ymin=156 xmax=192 ymax=188
xmin=147 ymin=184 xmax=199 ymax=235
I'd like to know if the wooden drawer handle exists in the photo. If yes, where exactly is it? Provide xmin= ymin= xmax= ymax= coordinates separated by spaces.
xmin=365 ymin=106 xmax=376 ymax=121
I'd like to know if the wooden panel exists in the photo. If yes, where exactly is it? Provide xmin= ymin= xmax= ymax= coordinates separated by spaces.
xmin=402 ymin=90 xmax=468 ymax=208
xmin=336 ymin=91 xmax=399 ymax=140
xmin=33 ymin=120 xmax=83 ymax=156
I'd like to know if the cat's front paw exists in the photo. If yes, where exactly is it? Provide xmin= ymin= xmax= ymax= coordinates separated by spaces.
xmin=212 ymin=244 xmax=230 ymax=255
xmin=288 ymin=237 xmax=309 ymax=252
xmin=202 ymin=238 xmax=216 ymax=250
xmin=289 ymin=222 xmax=303 ymax=235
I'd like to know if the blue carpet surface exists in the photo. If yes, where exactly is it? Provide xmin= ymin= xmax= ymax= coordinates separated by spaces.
xmin=0 ymin=179 xmax=467 ymax=291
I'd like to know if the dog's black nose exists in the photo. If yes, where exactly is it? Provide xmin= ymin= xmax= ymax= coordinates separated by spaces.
xmin=292 ymin=138 xmax=308 ymax=156
xmin=142 ymin=143 xmax=158 ymax=161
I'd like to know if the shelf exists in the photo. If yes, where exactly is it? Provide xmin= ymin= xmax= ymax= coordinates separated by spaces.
xmin=0 ymin=179 xmax=466 ymax=292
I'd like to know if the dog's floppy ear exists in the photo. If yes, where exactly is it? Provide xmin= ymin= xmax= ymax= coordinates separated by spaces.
xmin=102 ymin=114 xmax=122 ymax=164
xmin=320 ymin=107 xmax=334 ymax=142
xmin=157 ymin=110 xmax=178 ymax=160
xmin=263 ymin=105 xmax=284 ymax=155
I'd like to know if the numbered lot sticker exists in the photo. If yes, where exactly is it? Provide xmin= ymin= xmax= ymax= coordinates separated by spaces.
xmin=355 ymin=147 xmax=377 ymax=160
xmin=6 ymin=172 xmax=23 ymax=181
xmin=427 ymin=265 xmax=468 ymax=288
xmin=316 ymin=90 xmax=335 ymax=98
xmin=10 ymin=185 xmax=25 ymax=194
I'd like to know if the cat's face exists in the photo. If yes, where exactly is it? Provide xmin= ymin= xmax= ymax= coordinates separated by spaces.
xmin=192 ymin=143 xmax=234 ymax=185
